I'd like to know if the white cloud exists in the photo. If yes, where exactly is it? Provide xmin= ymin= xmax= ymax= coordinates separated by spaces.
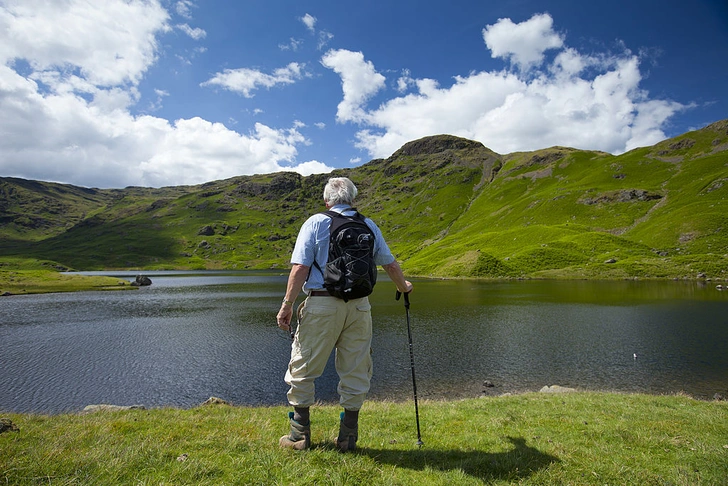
xmin=176 ymin=23 xmax=206 ymax=40
xmin=318 ymin=31 xmax=334 ymax=50
xmin=321 ymin=49 xmax=386 ymax=123
xmin=483 ymin=13 xmax=564 ymax=72
xmin=324 ymin=13 xmax=683 ymax=158
xmin=0 ymin=65 xmax=329 ymax=187
xmin=287 ymin=160 xmax=334 ymax=177
xmin=175 ymin=0 xmax=194 ymax=19
xmin=396 ymin=69 xmax=415 ymax=93
xmin=0 ymin=0 xmax=170 ymax=87
xmin=301 ymin=13 xmax=316 ymax=32
xmin=279 ymin=37 xmax=303 ymax=51
xmin=201 ymin=62 xmax=305 ymax=97
xmin=0 ymin=1 xmax=333 ymax=188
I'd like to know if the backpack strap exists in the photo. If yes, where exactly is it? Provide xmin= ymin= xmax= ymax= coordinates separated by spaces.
xmin=311 ymin=210 xmax=336 ymax=279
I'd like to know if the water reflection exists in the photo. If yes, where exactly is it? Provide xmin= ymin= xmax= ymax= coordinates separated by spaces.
xmin=1 ymin=272 xmax=726 ymax=414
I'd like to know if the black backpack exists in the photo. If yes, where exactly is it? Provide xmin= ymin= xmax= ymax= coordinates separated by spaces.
xmin=313 ymin=210 xmax=377 ymax=301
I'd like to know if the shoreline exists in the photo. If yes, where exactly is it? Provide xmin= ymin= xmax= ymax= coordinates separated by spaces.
xmin=3 ymin=388 xmax=725 ymax=417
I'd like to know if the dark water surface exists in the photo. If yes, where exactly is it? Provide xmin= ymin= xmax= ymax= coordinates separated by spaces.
xmin=1 ymin=272 xmax=727 ymax=413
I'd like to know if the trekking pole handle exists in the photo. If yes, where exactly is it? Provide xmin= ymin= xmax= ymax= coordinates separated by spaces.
xmin=395 ymin=290 xmax=410 ymax=308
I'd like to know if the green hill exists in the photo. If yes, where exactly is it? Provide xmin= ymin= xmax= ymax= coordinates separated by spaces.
xmin=1 ymin=120 xmax=727 ymax=280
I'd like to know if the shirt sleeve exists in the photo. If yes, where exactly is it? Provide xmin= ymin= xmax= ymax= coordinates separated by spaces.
xmin=366 ymin=218 xmax=396 ymax=266
xmin=290 ymin=216 xmax=317 ymax=266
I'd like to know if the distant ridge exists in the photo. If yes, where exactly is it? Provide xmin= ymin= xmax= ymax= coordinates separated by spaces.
xmin=1 ymin=120 xmax=727 ymax=279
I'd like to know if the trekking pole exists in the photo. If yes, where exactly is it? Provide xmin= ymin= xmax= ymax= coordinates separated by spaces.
xmin=396 ymin=290 xmax=424 ymax=447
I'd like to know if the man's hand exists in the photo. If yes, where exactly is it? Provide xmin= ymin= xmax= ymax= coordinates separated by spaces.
xmin=276 ymin=263 xmax=309 ymax=333
xmin=277 ymin=303 xmax=293 ymax=332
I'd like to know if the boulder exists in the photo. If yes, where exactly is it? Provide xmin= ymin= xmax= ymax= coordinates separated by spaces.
xmin=131 ymin=275 xmax=152 ymax=286
xmin=201 ymin=396 xmax=231 ymax=406
xmin=0 ymin=418 xmax=19 ymax=434
xmin=198 ymin=225 xmax=215 ymax=236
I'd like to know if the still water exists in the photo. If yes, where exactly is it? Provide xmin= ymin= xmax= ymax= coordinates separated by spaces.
xmin=1 ymin=272 xmax=727 ymax=414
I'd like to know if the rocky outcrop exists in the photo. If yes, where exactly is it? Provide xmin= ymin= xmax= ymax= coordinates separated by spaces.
xmin=580 ymin=189 xmax=662 ymax=205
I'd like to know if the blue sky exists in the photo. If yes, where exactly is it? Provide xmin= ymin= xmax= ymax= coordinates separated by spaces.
xmin=1 ymin=0 xmax=726 ymax=188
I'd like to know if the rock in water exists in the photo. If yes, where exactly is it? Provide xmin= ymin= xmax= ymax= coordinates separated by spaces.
xmin=131 ymin=275 xmax=152 ymax=286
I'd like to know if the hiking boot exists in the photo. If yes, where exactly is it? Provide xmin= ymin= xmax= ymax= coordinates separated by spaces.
xmin=334 ymin=412 xmax=358 ymax=452
xmin=279 ymin=412 xmax=310 ymax=450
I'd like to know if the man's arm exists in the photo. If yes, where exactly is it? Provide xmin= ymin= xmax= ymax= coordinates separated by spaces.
xmin=276 ymin=263 xmax=310 ymax=331
xmin=382 ymin=260 xmax=413 ymax=294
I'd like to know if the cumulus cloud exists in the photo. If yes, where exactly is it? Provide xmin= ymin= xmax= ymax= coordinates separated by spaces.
xmin=201 ymin=63 xmax=305 ymax=97
xmin=323 ymin=13 xmax=684 ymax=158
xmin=0 ymin=0 xmax=332 ymax=188
xmin=320 ymin=49 xmax=386 ymax=123
xmin=288 ymin=160 xmax=333 ymax=176
xmin=0 ymin=0 xmax=170 ymax=86
xmin=483 ymin=13 xmax=564 ymax=72
xmin=0 ymin=63 xmax=323 ymax=186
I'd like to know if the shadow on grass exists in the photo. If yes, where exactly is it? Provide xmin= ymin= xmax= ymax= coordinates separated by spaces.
xmin=359 ymin=437 xmax=558 ymax=482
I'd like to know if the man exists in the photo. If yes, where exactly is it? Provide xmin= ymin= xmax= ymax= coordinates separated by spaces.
xmin=276 ymin=177 xmax=413 ymax=451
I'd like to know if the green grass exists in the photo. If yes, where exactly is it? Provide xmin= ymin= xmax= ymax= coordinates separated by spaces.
xmin=0 ymin=258 xmax=132 ymax=295
xmin=1 ymin=393 xmax=726 ymax=485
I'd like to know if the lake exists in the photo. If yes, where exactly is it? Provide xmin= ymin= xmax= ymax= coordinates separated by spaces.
xmin=1 ymin=272 xmax=727 ymax=414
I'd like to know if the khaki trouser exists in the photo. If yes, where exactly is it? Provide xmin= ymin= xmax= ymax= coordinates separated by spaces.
xmin=285 ymin=295 xmax=373 ymax=411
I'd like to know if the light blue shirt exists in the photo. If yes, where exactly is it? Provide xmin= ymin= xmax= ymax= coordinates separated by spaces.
xmin=290 ymin=204 xmax=395 ymax=292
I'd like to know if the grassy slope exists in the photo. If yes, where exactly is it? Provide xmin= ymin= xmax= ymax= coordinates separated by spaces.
xmin=0 ymin=258 xmax=132 ymax=294
xmin=1 ymin=393 xmax=726 ymax=485
xmin=405 ymin=122 xmax=728 ymax=279
xmin=0 ymin=122 xmax=726 ymax=279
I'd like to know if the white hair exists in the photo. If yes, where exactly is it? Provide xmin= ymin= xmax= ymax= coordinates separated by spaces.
xmin=323 ymin=177 xmax=358 ymax=206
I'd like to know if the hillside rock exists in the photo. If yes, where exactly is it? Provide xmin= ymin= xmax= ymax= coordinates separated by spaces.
xmin=580 ymin=189 xmax=662 ymax=205
xmin=198 ymin=225 xmax=215 ymax=236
